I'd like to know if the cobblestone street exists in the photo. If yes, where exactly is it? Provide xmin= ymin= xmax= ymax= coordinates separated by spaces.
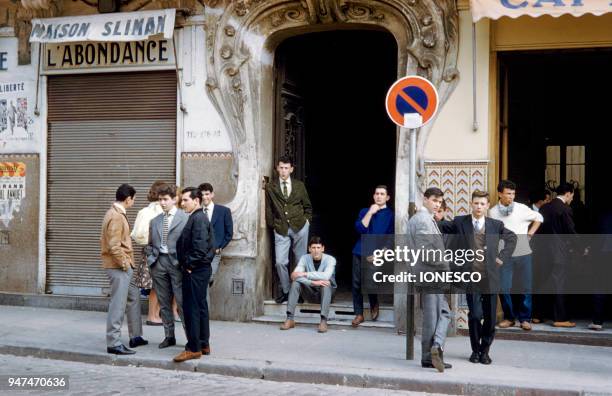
xmin=0 ymin=355 xmax=442 ymax=396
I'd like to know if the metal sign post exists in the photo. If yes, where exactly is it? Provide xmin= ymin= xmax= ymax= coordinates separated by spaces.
xmin=385 ymin=76 xmax=439 ymax=361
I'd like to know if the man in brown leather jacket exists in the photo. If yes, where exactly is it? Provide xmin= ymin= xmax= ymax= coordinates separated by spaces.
xmin=101 ymin=184 xmax=147 ymax=355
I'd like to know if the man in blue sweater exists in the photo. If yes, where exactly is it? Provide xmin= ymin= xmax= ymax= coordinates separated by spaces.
xmin=351 ymin=185 xmax=394 ymax=327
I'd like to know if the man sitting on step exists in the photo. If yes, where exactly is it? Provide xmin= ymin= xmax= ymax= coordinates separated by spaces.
xmin=280 ymin=236 xmax=336 ymax=333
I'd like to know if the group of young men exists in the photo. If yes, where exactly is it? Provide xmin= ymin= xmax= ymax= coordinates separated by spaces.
xmin=265 ymin=156 xmax=394 ymax=333
xmin=100 ymin=182 xmax=233 ymax=362
xmin=266 ymin=156 xmax=584 ymax=373
xmin=99 ymin=154 xmax=583 ymax=370
xmin=404 ymin=180 xmax=583 ymax=372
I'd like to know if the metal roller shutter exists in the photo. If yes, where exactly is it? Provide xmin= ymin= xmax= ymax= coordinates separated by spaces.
xmin=47 ymin=71 xmax=176 ymax=296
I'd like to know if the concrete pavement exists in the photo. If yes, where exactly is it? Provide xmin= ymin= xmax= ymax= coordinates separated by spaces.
xmin=0 ymin=305 xmax=610 ymax=395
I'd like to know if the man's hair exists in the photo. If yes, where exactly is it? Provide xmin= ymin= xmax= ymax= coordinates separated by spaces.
xmin=181 ymin=187 xmax=202 ymax=202
xmin=157 ymin=183 xmax=177 ymax=198
xmin=529 ymin=189 xmax=551 ymax=203
xmin=440 ymin=198 xmax=447 ymax=210
xmin=375 ymin=185 xmax=389 ymax=194
xmin=497 ymin=179 xmax=517 ymax=193
xmin=147 ymin=180 xmax=166 ymax=202
xmin=557 ymin=182 xmax=575 ymax=196
xmin=198 ymin=183 xmax=214 ymax=193
xmin=472 ymin=190 xmax=490 ymax=202
xmin=309 ymin=236 xmax=324 ymax=247
xmin=277 ymin=156 xmax=293 ymax=166
xmin=424 ymin=187 xmax=444 ymax=198
xmin=116 ymin=184 xmax=136 ymax=202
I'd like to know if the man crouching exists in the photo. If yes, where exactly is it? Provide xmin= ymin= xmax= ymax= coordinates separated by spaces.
xmin=280 ymin=236 xmax=336 ymax=333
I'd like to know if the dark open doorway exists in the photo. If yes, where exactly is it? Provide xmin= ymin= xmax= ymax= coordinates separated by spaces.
xmin=274 ymin=30 xmax=398 ymax=297
xmin=500 ymin=48 xmax=612 ymax=322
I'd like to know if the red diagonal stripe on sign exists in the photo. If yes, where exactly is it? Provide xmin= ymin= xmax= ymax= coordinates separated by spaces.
xmin=397 ymin=89 xmax=426 ymax=116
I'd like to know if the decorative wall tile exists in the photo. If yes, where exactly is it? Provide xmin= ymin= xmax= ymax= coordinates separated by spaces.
xmin=425 ymin=161 xmax=488 ymax=220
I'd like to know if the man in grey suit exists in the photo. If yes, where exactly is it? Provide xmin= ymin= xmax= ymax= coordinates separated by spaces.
xmin=146 ymin=183 xmax=189 ymax=348
xmin=403 ymin=187 xmax=452 ymax=372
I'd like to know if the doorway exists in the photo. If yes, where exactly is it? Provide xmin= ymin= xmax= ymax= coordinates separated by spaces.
xmin=500 ymin=49 xmax=612 ymax=322
xmin=274 ymin=30 xmax=398 ymax=297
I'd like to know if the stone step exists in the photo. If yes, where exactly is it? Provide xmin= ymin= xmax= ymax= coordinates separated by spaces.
xmin=262 ymin=299 xmax=394 ymax=322
xmin=252 ymin=315 xmax=395 ymax=330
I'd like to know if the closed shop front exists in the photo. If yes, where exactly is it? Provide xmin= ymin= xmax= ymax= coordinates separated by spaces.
xmin=33 ymin=9 xmax=179 ymax=296
xmin=46 ymin=71 xmax=176 ymax=295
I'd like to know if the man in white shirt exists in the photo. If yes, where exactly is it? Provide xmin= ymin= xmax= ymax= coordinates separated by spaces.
xmin=489 ymin=180 xmax=543 ymax=331
xmin=146 ymin=184 xmax=189 ymax=348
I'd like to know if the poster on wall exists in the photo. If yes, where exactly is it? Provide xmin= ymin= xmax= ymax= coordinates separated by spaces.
xmin=0 ymin=162 xmax=26 ymax=228
xmin=0 ymin=81 xmax=36 ymax=152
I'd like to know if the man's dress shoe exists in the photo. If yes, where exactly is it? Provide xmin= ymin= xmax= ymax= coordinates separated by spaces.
xmin=351 ymin=314 xmax=365 ymax=327
xmin=371 ymin=304 xmax=380 ymax=321
xmin=469 ymin=352 xmax=480 ymax=363
xmin=422 ymin=361 xmax=452 ymax=369
xmin=159 ymin=337 xmax=176 ymax=349
xmin=275 ymin=293 xmax=289 ymax=304
xmin=201 ymin=345 xmax=211 ymax=355
xmin=430 ymin=343 xmax=446 ymax=372
xmin=479 ymin=352 xmax=492 ymax=365
xmin=107 ymin=345 xmax=136 ymax=355
xmin=129 ymin=336 xmax=148 ymax=348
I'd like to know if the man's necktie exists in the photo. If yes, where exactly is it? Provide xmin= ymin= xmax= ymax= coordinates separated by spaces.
xmin=162 ymin=212 xmax=169 ymax=246
xmin=474 ymin=220 xmax=482 ymax=233
xmin=204 ymin=207 xmax=209 ymax=221
xmin=282 ymin=181 xmax=288 ymax=199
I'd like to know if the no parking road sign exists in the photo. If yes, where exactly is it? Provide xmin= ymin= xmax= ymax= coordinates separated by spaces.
xmin=385 ymin=76 xmax=438 ymax=128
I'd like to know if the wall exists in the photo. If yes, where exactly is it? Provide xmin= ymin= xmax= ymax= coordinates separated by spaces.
xmin=424 ymin=11 xmax=490 ymax=161
xmin=0 ymin=155 xmax=39 ymax=293
xmin=0 ymin=33 xmax=41 ymax=293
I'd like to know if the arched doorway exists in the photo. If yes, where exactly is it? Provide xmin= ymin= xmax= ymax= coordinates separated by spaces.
xmin=203 ymin=0 xmax=459 ymax=323
xmin=273 ymin=29 xmax=397 ymax=298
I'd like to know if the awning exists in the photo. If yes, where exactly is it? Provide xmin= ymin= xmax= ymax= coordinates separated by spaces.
xmin=470 ymin=0 xmax=612 ymax=22
xmin=29 ymin=9 xmax=176 ymax=43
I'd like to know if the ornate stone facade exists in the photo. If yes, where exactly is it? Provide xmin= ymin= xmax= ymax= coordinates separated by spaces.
xmin=203 ymin=0 xmax=460 ymax=257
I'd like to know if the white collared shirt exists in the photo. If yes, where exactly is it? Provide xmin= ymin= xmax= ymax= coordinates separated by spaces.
xmin=557 ymin=196 xmax=567 ymax=204
xmin=472 ymin=215 xmax=485 ymax=232
xmin=203 ymin=202 xmax=215 ymax=221
xmin=532 ymin=203 xmax=540 ymax=212
xmin=489 ymin=202 xmax=543 ymax=256
xmin=113 ymin=202 xmax=126 ymax=215
xmin=279 ymin=176 xmax=292 ymax=197
xmin=159 ymin=206 xmax=177 ymax=254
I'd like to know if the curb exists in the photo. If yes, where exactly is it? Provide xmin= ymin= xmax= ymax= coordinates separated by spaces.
xmin=0 ymin=344 xmax=591 ymax=396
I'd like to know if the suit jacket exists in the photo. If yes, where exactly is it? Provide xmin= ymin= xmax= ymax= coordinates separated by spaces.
xmin=177 ymin=208 xmax=216 ymax=271
xmin=265 ymin=177 xmax=312 ymax=236
xmin=209 ymin=204 xmax=233 ymax=250
xmin=146 ymin=209 xmax=188 ymax=267
xmin=404 ymin=209 xmax=450 ymax=288
xmin=438 ymin=215 xmax=517 ymax=292
xmin=294 ymin=253 xmax=337 ymax=288
xmin=538 ymin=198 xmax=577 ymax=263
xmin=100 ymin=204 xmax=134 ymax=270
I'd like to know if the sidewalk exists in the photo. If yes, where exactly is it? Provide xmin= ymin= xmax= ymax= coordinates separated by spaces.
xmin=0 ymin=305 xmax=610 ymax=395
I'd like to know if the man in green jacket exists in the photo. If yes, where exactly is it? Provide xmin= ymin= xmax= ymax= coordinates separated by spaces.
xmin=266 ymin=156 xmax=313 ymax=303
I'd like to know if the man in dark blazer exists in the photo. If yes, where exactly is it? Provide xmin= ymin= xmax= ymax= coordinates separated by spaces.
xmin=538 ymin=182 xmax=577 ymax=328
xmin=173 ymin=187 xmax=216 ymax=363
xmin=199 ymin=183 xmax=233 ymax=287
xmin=439 ymin=190 xmax=516 ymax=365
xmin=265 ymin=156 xmax=313 ymax=303
xmin=146 ymin=183 xmax=188 ymax=349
